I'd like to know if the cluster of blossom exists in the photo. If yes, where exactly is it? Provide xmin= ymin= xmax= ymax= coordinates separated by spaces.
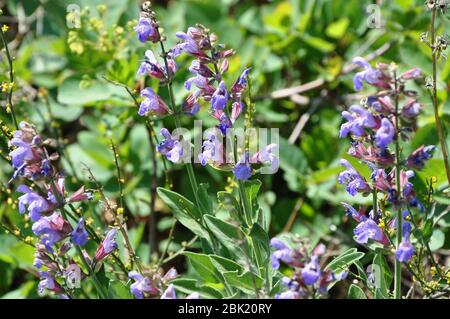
xmin=134 ymin=7 xmax=278 ymax=181
xmin=128 ymin=267 xmax=199 ymax=299
xmin=8 ymin=121 xmax=118 ymax=297
xmin=270 ymin=238 xmax=347 ymax=299
xmin=338 ymin=57 xmax=434 ymax=263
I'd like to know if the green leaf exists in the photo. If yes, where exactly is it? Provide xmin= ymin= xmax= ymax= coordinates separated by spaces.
xmin=183 ymin=252 xmax=221 ymax=283
xmin=372 ymin=253 xmax=392 ymax=299
xmin=222 ymin=271 xmax=264 ymax=295
xmin=110 ymin=280 xmax=133 ymax=299
xmin=249 ymin=223 xmax=270 ymax=267
xmin=326 ymin=18 xmax=350 ymax=39
xmin=429 ymin=229 xmax=445 ymax=251
xmin=325 ymin=248 xmax=364 ymax=273
xmin=157 ymin=188 xmax=209 ymax=239
xmin=209 ymin=255 xmax=245 ymax=273
xmin=57 ymin=76 xmax=114 ymax=105
xmin=197 ymin=183 xmax=213 ymax=215
xmin=203 ymin=215 xmax=245 ymax=255
xmin=217 ymin=191 xmax=241 ymax=219
xmin=348 ymin=284 xmax=367 ymax=299
xmin=171 ymin=278 xmax=224 ymax=299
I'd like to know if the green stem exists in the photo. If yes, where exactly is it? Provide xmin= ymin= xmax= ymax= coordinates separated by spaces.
xmin=49 ymin=180 xmax=109 ymax=299
xmin=430 ymin=7 xmax=450 ymax=186
xmin=0 ymin=27 xmax=18 ymax=129
xmin=159 ymin=40 xmax=201 ymax=207
xmin=393 ymin=72 xmax=402 ymax=299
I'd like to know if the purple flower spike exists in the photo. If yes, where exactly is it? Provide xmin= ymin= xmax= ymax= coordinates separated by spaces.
xmin=129 ymin=271 xmax=159 ymax=299
xmin=134 ymin=17 xmax=160 ymax=43
xmin=375 ymin=118 xmax=395 ymax=149
xmin=340 ymin=105 xmax=377 ymax=138
xmin=402 ymin=99 xmax=421 ymax=117
xmin=94 ymin=229 xmax=118 ymax=263
xmin=161 ymin=284 xmax=177 ymax=299
xmin=352 ymin=57 xmax=383 ymax=91
xmin=38 ymin=271 xmax=63 ymax=296
xmin=211 ymin=81 xmax=229 ymax=111
xmin=198 ymin=132 xmax=223 ymax=167
xmin=301 ymin=256 xmax=321 ymax=285
xmin=138 ymin=50 xmax=165 ymax=80
xmin=231 ymin=68 xmax=250 ymax=99
xmin=233 ymin=153 xmax=252 ymax=181
xmin=17 ymin=185 xmax=51 ymax=221
xmin=353 ymin=217 xmax=383 ymax=244
xmin=270 ymin=238 xmax=295 ymax=270
xmin=156 ymin=129 xmax=188 ymax=164
xmin=72 ymin=218 xmax=89 ymax=246
xmin=138 ymin=88 xmax=170 ymax=116
xmin=338 ymin=159 xmax=370 ymax=196
xmin=405 ymin=145 xmax=435 ymax=170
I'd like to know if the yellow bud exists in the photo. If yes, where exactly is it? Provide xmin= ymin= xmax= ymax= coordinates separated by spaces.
xmin=117 ymin=207 xmax=124 ymax=214
xmin=1 ymin=25 xmax=9 ymax=32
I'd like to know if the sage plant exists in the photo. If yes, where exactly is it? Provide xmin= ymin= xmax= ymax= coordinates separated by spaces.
xmin=338 ymin=54 xmax=446 ymax=298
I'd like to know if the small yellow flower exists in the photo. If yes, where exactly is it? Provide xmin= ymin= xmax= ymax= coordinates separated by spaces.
xmin=1 ymin=82 xmax=9 ymax=92
xmin=117 ymin=207 xmax=124 ymax=214
xmin=1 ymin=25 xmax=9 ymax=32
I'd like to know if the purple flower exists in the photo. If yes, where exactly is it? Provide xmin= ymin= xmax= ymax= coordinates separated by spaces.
xmin=217 ymin=112 xmax=232 ymax=135
xmin=233 ymin=153 xmax=252 ymax=181
xmin=71 ymin=218 xmax=88 ymax=246
xmin=352 ymin=57 xmax=384 ymax=91
xmin=129 ymin=271 xmax=159 ymax=299
xmin=340 ymin=105 xmax=377 ymax=138
xmin=353 ymin=217 xmax=383 ymax=244
xmin=338 ymin=159 xmax=370 ymax=196
xmin=182 ymin=92 xmax=200 ymax=115
xmin=174 ymin=27 xmax=207 ymax=58
xmin=38 ymin=271 xmax=63 ymax=295
xmin=396 ymin=239 xmax=414 ymax=263
xmin=211 ymin=81 xmax=229 ymax=111
xmin=32 ymin=212 xmax=71 ymax=251
xmin=198 ymin=132 xmax=223 ymax=166
xmin=188 ymin=59 xmax=215 ymax=78
xmin=134 ymin=17 xmax=160 ymax=43
xmin=231 ymin=101 xmax=243 ymax=123
xmin=406 ymin=145 xmax=435 ymax=170
xmin=138 ymin=88 xmax=170 ymax=116
xmin=402 ymin=99 xmax=421 ymax=117
xmin=251 ymin=143 xmax=279 ymax=174
xmin=301 ymin=256 xmax=321 ymax=285
xmin=401 ymin=68 xmax=422 ymax=80
xmin=156 ymin=128 xmax=189 ymax=164
xmin=17 ymin=185 xmax=51 ymax=221
xmin=231 ymin=68 xmax=250 ymax=100
xmin=137 ymin=50 xmax=165 ymax=80
xmin=375 ymin=118 xmax=395 ymax=149
xmin=9 ymin=134 xmax=34 ymax=169
xmin=396 ymin=220 xmax=414 ymax=262
xmin=161 ymin=284 xmax=176 ymax=299
xmin=184 ymin=74 xmax=209 ymax=91
xmin=341 ymin=202 xmax=364 ymax=220
xmin=275 ymin=290 xmax=301 ymax=299
xmin=94 ymin=229 xmax=118 ymax=263
xmin=270 ymin=238 xmax=295 ymax=270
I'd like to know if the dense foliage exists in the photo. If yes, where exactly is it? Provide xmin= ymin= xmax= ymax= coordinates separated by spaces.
xmin=1 ymin=0 xmax=450 ymax=299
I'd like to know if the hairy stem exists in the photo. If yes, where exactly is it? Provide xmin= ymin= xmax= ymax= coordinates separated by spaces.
xmin=0 ymin=27 xmax=18 ymax=129
xmin=393 ymin=72 xmax=402 ymax=299
xmin=159 ymin=40 xmax=201 ymax=207
xmin=430 ymin=7 xmax=450 ymax=186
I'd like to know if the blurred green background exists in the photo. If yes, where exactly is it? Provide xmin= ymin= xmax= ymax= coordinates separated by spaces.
xmin=1 ymin=0 xmax=450 ymax=298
